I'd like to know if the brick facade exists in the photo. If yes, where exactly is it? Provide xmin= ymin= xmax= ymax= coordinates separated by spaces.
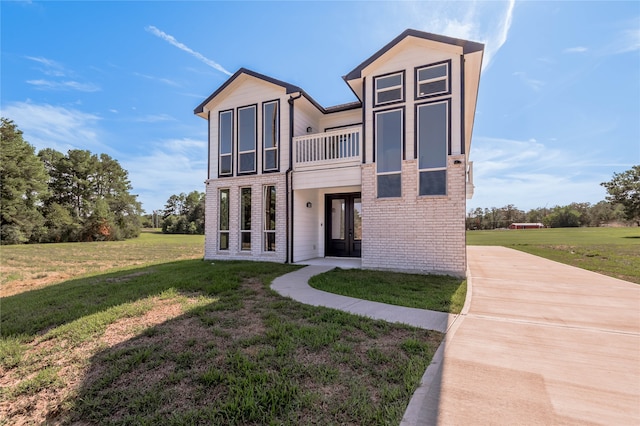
xmin=361 ymin=155 xmax=467 ymax=277
xmin=205 ymin=173 xmax=287 ymax=263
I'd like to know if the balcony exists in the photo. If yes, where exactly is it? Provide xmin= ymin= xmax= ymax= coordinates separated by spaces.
xmin=293 ymin=126 xmax=361 ymax=171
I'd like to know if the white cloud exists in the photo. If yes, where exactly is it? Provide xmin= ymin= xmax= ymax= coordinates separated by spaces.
xmin=25 ymin=56 xmax=66 ymax=76
xmin=563 ymin=46 xmax=588 ymax=53
xmin=145 ymin=25 xmax=232 ymax=76
xmin=512 ymin=71 xmax=545 ymax=91
xmin=122 ymin=138 xmax=207 ymax=211
xmin=131 ymin=113 xmax=176 ymax=123
xmin=404 ymin=0 xmax=515 ymax=71
xmin=1 ymin=101 xmax=106 ymax=153
xmin=133 ymin=72 xmax=181 ymax=87
xmin=26 ymin=79 xmax=101 ymax=92
xmin=468 ymin=136 xmax=612 ymax=210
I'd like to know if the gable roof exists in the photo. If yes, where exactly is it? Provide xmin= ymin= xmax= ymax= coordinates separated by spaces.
xmin=194 ymin=68 xmax=303 ymax=116
xmin=343 ymin=29 xmax=484 ymax=82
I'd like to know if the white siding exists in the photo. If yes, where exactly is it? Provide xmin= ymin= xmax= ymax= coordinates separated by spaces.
xmin=320 ymin=108 xmax=362 ymax=131
xmin=292 ymin=167 xmax=361 ymax=190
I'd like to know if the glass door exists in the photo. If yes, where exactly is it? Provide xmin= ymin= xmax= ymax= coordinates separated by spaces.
xmin=325 ymin=193 xmax=361 ymax=257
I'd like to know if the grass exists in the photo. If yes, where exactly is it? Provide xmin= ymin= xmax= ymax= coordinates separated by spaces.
xmin=467 ymin=227 xmax=640 ymax=283
xmin=309 ymin=269 xmax=467 ymax=314
xmin=0 ymin=229 xmax=205 ymax=297
xmin=0 ymin=236 xmax=443 ymax=425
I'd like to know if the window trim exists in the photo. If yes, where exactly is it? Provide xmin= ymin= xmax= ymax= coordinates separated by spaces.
xmin=373 ymin=70 xmax=405 ymax=107
xmin=415 ymin=99 xmax=451 ymax=196
xmin=414 ymin=60 xmax=451 ymax=100
xmin=218 ymin=109 xmax=234 ymax=177
xmin=262 ymin=99 xmax=280 ymax=173
xmin=218 ymin=188 xmax=230 ymax=250
xmin=240 ymin=187 xmax=251 ymax=251
xmin=263 ymin=185 xmax=276 ymax=252
xmin=373 ymin=106 xmax=405 ymax=198
xmin=236 ymin=104 xmax=257 ymax=175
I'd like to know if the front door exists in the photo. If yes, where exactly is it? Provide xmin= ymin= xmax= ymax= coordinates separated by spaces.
xmin=325 ymin=193 xmax=361 ymax=257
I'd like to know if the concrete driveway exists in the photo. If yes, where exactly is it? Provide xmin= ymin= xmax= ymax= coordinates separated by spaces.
xmin=419 ymin=246 xmax=640 ymax=425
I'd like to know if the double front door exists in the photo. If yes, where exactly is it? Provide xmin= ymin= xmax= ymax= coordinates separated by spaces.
xmin=325 ymin=193 xmax=361 ymax=257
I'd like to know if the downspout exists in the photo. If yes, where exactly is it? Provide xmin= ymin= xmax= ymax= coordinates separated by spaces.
xmin=286 ymin=92 xmax=303 ymax=263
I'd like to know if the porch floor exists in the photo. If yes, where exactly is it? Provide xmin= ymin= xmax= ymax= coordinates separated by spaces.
xmin=293 ymin=257 xmax=361 ymax=269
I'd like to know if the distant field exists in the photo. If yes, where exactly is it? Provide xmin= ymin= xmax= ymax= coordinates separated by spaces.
xmin=0 ymin=230 xmax=204 ymax=297
xmin=467 ymin=227 xmax=640 ymax=283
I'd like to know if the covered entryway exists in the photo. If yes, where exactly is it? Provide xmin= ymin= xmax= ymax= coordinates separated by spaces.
xmin=325 ymin=193 xmax=361 ymax=257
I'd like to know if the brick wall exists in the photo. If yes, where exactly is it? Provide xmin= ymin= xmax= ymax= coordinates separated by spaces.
xmin=205 ymin=174 xmax=287 ymax=263
xmin=361 ymin=155 xmax=467 ymax=277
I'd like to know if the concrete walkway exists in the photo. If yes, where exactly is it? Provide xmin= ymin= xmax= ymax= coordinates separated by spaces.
xmin=272 ymin=247 xmax=640 ymax=425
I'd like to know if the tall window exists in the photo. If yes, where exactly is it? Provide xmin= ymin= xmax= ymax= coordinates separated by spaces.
xmin=416 ymin=61 xmax=450 ymax=99
xmin=263 ymin=101 xmax=279 ymax=172
xmin=263 ymin=185 xmax=276 ymax=251
xmin=219 ymin=189 xmax=229 ymax=250
xmin=375 ymin=108 xmax=403 ymax=198
xmin=238 ymin=105 xmax=256 ymax=174
xmin=219 ymin=110 xmax=233 ymax=176
xmin=374 ymin=71 xmax=404 ymax=106
xmin=417 ymin=100 xmax=449 ymax=196
xmin=240 ymin=187 xmax=251 ymax=250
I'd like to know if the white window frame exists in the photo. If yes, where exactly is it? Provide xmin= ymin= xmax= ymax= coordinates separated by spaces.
xmin=374 ymin=107 xmax=404 ymax=198
xmin=374 ymin=71 xmax=404 ymax=106
xmin=263 ymin=185 xmax=276 ymax=252
xmin=416 ymin=100 xmax=449 ymax=196
xmin=237 ymin=104 xmax=257 ymax=174
xmin=262 ymin=100 xmax=279 ymax=172
xmin=218 ymin=188 xmax=230 ymax=250
xmin=218 ymin=110 xmax=233 ymax=177
xmin=240 ymin=187 xmax=251 ymax=251
xmin=415 ymin=61 xmax=450 ymax=99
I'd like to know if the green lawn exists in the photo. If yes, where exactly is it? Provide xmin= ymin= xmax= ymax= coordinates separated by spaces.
xmin=467 ymin=227 xmax=640 ymax=283
xmin=309 ymin=269 xmax=466 ymax=314
xmin=0 ymin=236 xmax=442 ymax=425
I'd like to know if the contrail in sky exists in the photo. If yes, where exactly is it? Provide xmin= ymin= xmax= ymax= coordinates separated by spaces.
xmin=145 ymin=25 xmax=232 ymax=76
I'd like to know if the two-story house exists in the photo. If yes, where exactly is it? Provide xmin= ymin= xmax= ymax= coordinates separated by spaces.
xmin=194 ymin=29 xmax=484 ymax=277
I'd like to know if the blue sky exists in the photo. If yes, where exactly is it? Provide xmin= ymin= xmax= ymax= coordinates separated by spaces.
xmin=2 ymin=1 xmax=639 ymax=213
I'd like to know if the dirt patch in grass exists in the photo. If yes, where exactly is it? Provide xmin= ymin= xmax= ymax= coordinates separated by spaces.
xmin=1 ymin=275 xmax=442 ymax=425
xmin=0 ymin=296 xmax=197 ymax=425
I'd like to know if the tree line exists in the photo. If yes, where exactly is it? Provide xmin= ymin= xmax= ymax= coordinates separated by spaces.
xmin=467 ymin=165 xmax=639 ymax=230
xmin=150 ymin=191 xmax=205 ymax=234
xmin=1 ymin=118 xmax=142 ymax=244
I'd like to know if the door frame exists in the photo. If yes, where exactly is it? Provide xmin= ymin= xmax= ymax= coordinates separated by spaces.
xmin=324 ymin=192 xmax=362 ymax=257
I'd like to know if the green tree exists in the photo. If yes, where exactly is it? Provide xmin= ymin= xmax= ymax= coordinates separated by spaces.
xmin=0 ymin=118 xmax=49 ymax=244
xmin=161 ymin=190 xmax=204 ymax=234
xmin=601 ymin=166 xmax=640 ymax=226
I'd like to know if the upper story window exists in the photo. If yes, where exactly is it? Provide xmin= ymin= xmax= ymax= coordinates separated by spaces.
xmin=374 ymin=71 xmax=404 ymax=106
xmin=415 ymin=61 xmax=450 ymax=99
xmin=262 ymin=100 xmax=279 ymax=172
xmin=416 ymin=100 xmax=449 ymax=196
xmin=237 ymin=105 xmax=257 ymax=174
xmin=375 ymin=107 xmax=404 ymax=198
xmin=218 ymin=110 xmax=233 ymax=176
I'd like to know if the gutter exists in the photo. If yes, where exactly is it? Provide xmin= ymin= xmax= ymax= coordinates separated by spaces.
xmin=286 ymin=92 xmax=303 ymax=263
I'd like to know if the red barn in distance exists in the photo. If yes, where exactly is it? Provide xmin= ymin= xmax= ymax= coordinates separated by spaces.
xmin=509 ymin=223 xmax=545 ymax=229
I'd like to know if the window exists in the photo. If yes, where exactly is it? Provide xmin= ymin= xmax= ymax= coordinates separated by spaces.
xmin=263 ymin=101 xmax=279 ymax=171
xmin=375 ymin=108 xmax=403 ymax=198
xmin=237 ymin=105 xmax=256 ymax=174
xmin=416 ymin=61 xmax=450 ymax=99
xmin=240 ymin=187 xmax=251 ymax=250
xmin=374 ymin=72 xmax=404 ymax=106
xmin=263 ymin=185 xmax=276 ymax=251
xmin=219 ymin=189 xmax=229 ymax=250
xmin=417 ymin=100 xmax=449 ymax=196
xmin=219 ymin=110 xmax=233 ymax=176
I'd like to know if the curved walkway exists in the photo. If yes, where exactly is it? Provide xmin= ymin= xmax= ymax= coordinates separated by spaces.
xmin=272 ymin=247 xmax=640 ymax=425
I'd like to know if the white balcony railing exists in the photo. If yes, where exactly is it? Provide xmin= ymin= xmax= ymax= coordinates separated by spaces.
xmin=293 ymin=126 xmax=361 ymax=170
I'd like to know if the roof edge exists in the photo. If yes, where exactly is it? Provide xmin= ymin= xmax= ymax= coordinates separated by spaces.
xmin=344 ymin=29 xmax=485 ymax=81
xmin=194 ymin=68 xmax=304 ymax=115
